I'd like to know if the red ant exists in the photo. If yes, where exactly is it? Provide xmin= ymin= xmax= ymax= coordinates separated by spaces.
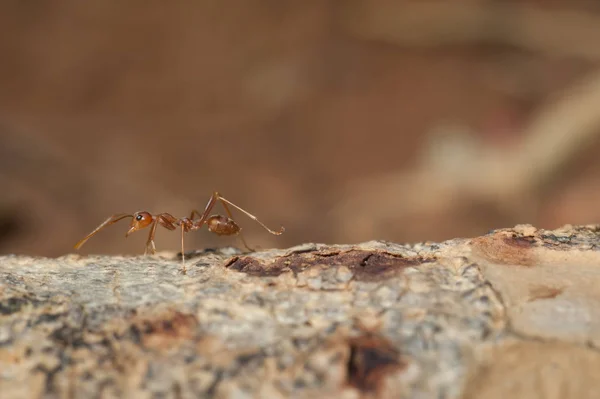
xmin=74 ymin=192 xmax=284 ymax=271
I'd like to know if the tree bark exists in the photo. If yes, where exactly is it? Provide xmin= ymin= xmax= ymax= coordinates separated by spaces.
xmin=2 ymin=224 xmax=600 ymax=398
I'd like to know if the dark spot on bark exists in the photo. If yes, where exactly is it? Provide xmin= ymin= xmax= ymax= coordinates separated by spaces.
xmin=49 ymin=325 xmax=89 ymax=349
xmin=173 ymin=381 xmax=183 ymax=399
xmin=33 ymin=363 xmax=63 ymax=395
xmin=34 ymin=312 xmax=68 ymax=325
xmin=346 ymin=334 xmax=405 ymax=393
xmin=142 ymin=320 xmax=155 ymax=334
xmin=162 ymin=320 xmax=173 ymax=331
xmin=359 ymin=253 xmax=374 ymax=266
xmin=206 ymin=369 xmax=224 ymax=397
xmin=226 ymin=250 xmax=426 ymax=282
xmin=128 ymin=310 xmax=198 ymax=349
xmin=292 ymin=338 xmax=307 ymax=351
xmin=184 ymin=354 xmax=196 ymax=364
xmin=100 ymin=337 xmax=112 ymax=348
xmin=0 ymin=295 xmax=40 ymax=315
xmin=235 ymin=351 xmax=265 ymax=370
xmin=129 ymin=324 xmax=142 ymax=345
xmin=505 ymin=233 xmax=537 ymax=248
xmin=82 ymin=371 xmax=93 ymax=381
xmin=294 ymin=378 xmax=308 ymax=389
xmin=355 ymin=252 xmax=417 ymax=282
xmin=226 ymin=256 xmax=282 ymax=276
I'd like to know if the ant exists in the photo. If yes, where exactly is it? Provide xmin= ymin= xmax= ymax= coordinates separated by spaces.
xmin=74 ymin=192 xmax=284 ymax=271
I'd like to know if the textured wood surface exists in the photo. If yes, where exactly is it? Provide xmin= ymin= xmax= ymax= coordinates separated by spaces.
xmin=2 ymin=224 xmax=600 ymax=398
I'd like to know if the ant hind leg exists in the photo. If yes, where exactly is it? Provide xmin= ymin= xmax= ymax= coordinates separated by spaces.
xmin=215 ymin=192 xmax=285 ymax=236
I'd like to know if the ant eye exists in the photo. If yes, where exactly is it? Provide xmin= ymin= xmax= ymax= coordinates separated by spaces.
xmin=136 ymin=215 xmax=143 ymax=221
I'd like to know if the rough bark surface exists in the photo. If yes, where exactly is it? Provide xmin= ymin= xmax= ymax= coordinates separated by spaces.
xmin=2 ymin=224 xmax=600 ymax=398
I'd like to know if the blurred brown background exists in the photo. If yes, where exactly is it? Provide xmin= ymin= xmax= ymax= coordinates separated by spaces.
xmin=1 ymin=1 xmax=600 ymax=257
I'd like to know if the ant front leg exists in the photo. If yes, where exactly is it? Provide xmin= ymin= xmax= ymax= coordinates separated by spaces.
xmin=144 ymin=219 xmax=159 ymax=255
xmin=143 ymin=213 xmax=177 ymax=256
xmin=74 ymin=214 xmax=133 ymax=250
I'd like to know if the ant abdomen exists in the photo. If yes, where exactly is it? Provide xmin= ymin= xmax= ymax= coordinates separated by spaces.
xmin=206 ymin=215 xmax=241 ymax=236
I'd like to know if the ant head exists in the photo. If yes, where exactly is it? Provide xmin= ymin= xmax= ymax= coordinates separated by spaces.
xmin=126 ymin=211 xmax=153 ymax=236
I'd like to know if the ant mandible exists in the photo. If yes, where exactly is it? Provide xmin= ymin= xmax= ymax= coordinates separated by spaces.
xmin=74 ymin=192 xmax=284 ymax=270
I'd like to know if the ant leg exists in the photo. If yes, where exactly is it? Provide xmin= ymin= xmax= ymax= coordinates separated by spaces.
xmin=217 ymin=199 xmax=254 ymax=251
xmin=75 ymin=214 xmax=132 ymax=249
xmin=144 ymin=214 xmax=175 ymax=255
xmin=190 ymin=192 xmax=284 ymax=251
xmin=145 ymin=219 xmax=159 ymax=255
xmin=144 ymin=214 xmax=184 ymax=269
xmin=180 ymin=224 xmax=186 ymax=271
xmin=158 ymin=213 xmax=178 ymax=230
xmin=158 ymin=214 xmax=184 ymax=268
xmin=215 ymin=192 xmax=285 ymax=235
xmin=189 ymin=193 xmax=253 ymax=250
xmin=190 ymin=193 xmax=220 ymax=226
